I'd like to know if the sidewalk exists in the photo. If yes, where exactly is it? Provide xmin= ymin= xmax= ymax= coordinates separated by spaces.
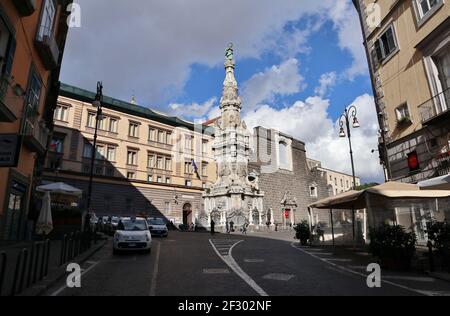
xmin=0 ymin=237 xmax=108 ymax=296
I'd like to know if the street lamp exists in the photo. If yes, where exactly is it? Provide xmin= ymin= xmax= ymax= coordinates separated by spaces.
xmin=84 ymin=81 xmax=103 ymax=232
xmin=339 ymin=105 xmax=360 ymax=245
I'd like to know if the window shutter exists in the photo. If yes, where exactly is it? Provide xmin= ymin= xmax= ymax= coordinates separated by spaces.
xmin=4 ymin=37 xmax=16 ymax=75
xmin=374 ymin=40 xmax=383 ymax=63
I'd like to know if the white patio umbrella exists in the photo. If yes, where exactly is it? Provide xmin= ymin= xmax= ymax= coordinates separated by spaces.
xmin=36 ymin=182 xmax=82 ymax=196
xmin=36 ymin=191 xmax=53 ymax=235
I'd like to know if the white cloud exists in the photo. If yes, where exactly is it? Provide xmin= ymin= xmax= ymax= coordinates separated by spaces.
xmin=242 ymin=58 xmax=305 ymax=110
xmin=61 ymin=0 xmax=366 ymax=105
xmin=169 ymin=97 xmax=217 ymax=118
xmin=314 ymin=72 xmax=337 ymax=97
xmin=243 ymin=94 xmax=383 ymax=182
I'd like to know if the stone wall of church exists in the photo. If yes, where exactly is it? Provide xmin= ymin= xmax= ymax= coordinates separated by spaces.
xmin=249 ymin=127 xmax=330 ymax=228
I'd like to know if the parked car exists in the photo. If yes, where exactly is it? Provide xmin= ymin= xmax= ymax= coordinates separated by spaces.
xmin=147 ymin=217 xmax=169 ymax=237
xmin=113 ymin=217 xmax=152 ymax=254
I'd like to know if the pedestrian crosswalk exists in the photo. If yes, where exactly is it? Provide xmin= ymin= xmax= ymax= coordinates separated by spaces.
xmin=210 ymin=239 xmax=241 ymax=256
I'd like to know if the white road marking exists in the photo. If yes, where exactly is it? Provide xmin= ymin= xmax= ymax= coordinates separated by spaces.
xmin=50 ymin=261 xmax=100 ymax=296
xmin=290 ymin=242 xmax=431 ymax=296
xmin=384 ymin=276 xmax=435 ymax=283
xmin=325 ymin=258 xmax=353 ymax=263
xmin=262 ymin=273 xmax=295 ymax=281
xmin=244 ymin=259 xmax=265 ymax=263
xmin=149 ymin=242 xmax=161 ymax=297
xmin=203 ymin=268 xmax=230 ymax=274
xmin=209 ymin=239 xmax=268 ymax=297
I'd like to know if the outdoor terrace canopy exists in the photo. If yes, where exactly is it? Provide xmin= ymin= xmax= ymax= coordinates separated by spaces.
xmin=309 ymin=182 xmax=450 ymax=210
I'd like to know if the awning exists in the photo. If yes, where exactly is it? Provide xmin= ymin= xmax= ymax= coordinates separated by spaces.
xmin=36 ymin=182 xmax=82 ymax=197
xmin=418 ymin=174 xmax=450 ymax=190
xmin=309 ymin=181 xmax=450 ymax=210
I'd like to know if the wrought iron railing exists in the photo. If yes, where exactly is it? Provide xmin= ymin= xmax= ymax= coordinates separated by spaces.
xmin=436 ymin=151 xmax=450 ymax=177
xmin=418 ymin=88 xmax=450 ymax=124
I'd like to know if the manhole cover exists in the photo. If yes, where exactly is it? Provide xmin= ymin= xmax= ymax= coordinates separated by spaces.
xmin=262 ymin=273 xmax=295 ymax=281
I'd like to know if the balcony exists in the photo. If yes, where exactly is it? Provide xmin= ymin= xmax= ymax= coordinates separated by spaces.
xmin=35 ymin=26 xmax=60 ymax=70
xmin=418 ymin=88 xmax=450 ymax=125
xmin=22 ymin=111 xmax=50 ymax=156
xmin=13 ymin=0 xmax=37 ymax=16
xmin=436 ymin=151 xmax=450 ymax=177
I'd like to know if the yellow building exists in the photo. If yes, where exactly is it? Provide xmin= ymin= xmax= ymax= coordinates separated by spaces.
xmin=0 ymin=0 xmax=72 ymax=241
xmin=44 ymin=84 xmax=216 ymax=226
xmin=353 ymin=0 xmax=450 ymax=184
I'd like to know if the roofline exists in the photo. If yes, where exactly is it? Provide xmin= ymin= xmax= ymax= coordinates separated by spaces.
xmin=317 ymin=167 xmax=361 ymax=180
xmin=59 ymin=83 xmax=213 ymax=135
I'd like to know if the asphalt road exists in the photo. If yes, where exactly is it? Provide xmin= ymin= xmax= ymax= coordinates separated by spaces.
xmin=43 ymin=231 xmax=450 ymax=296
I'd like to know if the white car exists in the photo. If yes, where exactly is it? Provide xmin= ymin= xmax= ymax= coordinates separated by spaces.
xmin=147 ymin=217 xmax=169 ymax=237
xmin=113 ymin=217 xmax=152 ymax=254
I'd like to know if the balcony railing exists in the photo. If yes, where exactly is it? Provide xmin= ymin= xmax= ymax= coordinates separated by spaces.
xmin=418 ymin=88 xmax=450 ymax=125
xmin=22 ymin=112 xmax=50 ymax=156
xmin=436 ymin=151 xmax=450 ymax=177
xmin=35 ymin=25 xmax=60 ymax=70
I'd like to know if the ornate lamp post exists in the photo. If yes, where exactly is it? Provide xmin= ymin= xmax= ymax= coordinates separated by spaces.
xmin=339 ymin=105 xmax=360 ymax=244
xmin=84 ymin=82 xmax=103 ymax=232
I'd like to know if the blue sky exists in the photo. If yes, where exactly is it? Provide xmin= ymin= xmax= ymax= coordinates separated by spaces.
xmin=61 ymin=0 xmax=384 ymax=183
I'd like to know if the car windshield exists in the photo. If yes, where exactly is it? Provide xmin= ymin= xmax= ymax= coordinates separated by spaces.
xmin=120 ymin=220 xmax=147 ymax=231
xmin=148 ymin=218 xmax=165 ymax=225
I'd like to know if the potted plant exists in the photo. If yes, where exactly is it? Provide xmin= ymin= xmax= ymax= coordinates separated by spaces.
xmin=294 ymin=221 xmax=311 ymax=246
xmin=369 ymin=224 xmax=417 ymax=270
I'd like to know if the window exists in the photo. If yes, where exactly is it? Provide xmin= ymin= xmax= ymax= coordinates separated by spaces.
xmin=157 ymin=176 xmax=163 ymax=183
xmin=158 ymin=130 xmax=165 ymax=143
xmin=165 ymin=158 xmax=172 ymax=171
xmin=148 ymin=128 xmax=156 ymax=141
xmin=26 ymin=69 xmax=42 ymax=111
xmin=202 ymin=163 xmax=208 ymax=177
xmin=106 ymin=168 xmax=115 ymax=177
xmin=310 ymin=186 xmax=318 ymax=197
xmin=346 ymin=180 xmax=349 ymax=189
xmin=129 ymin=122 xmax=139 ymax=138
xmin=83 ymin=143 xmax=93 ymax=158
xmin=49 ymin=136 xmax=64 ymax=153
xmin=164 ymin=202 xmax=171 ymax=214
xmin=127 ymin=172 xmax=135 ymax=180
xmin=185 ymin=135 xmax=193 ymax=150
xmin=109 ymin=118 xmax=118 ymax=133
xmin=415 ymin=0 xmax=442 ymax=21
xmin=185 ymin=180 xmax=192 ymax=187
xmin=0 ymin=16 xmax=15 ymax=83
xmin=147 ymin=174 xmax=153 ymax=182
xmin=87 ymin=112 xmax=96 ymax=128
xmin=37 ymin=0 xmax=56 ymax=41
xmin=374 ymin=25 xmax=398 ymax=63
xmin=95 ymin=166 xmax=103 ymax=175
xmin=340 ymin=179 xmax=343 ymax=187
xmin=165 ymin=177 xmax=171 ymax=184
xmin=279 ymin=141 xmax=291 ymax=170
xmin=166 ymin=132 xmax=172 ymax=145
xmin=334 ymin=178 xmax=337 ymax=186
xmin=98 ymin=116 xmax=106 ymax=130
xmin=156 ymin=156 xmax=163 ymax=169
xmin=127 ymin=150 xmax=138 ymax=165
xmin=148 ymin=154 xmax=155 ymax=168
xmin=82 ymin=165 xmax=90 ymax=174
xmin=184 ymin=161 xmax=192 ymax=174
xmin=106 ymin=147 xmax=116 ymax=161
xmin=95 ymin=145 xmax=105 ymax=160
xmin=54 ymin=105 xmax=69 ymax=122
xmin=395 ymin=103 xmax=411 ymax=122
xmin=202 ymin=140 xmax=208 ymax=154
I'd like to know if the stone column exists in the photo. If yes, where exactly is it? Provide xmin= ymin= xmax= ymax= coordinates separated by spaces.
xmin=249 ymin=208 xmax=253 ymax=225
xmin=291 ymin=209 xmax=296 ymax=226
xmin=270 ymin=208 xmax=275 ymax=228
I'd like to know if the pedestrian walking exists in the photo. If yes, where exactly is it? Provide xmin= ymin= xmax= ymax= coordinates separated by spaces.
xmin=230 ymin=220 xmax=234 ymax=233
xmin=242 ymin=221 xmax=248 ymax=235
xmin=210 ymin=219 xmax=215 ymax=235
xmin=226 ymin=221 xmax=230 ymax=234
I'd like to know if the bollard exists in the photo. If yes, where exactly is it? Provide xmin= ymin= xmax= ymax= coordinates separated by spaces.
xmin=0 ymin=252 xmax=6 ymax=296
xmin=32 ymin=243 xmax=40 ymax=284
xmin=44 ymin=240 xmax=51 ymax=277
xmin=39 ymin=242 xmax=46 ymax=281
xmin=18 ymin=249 xmax=28 ymax=294
xmin=26 ymin=244 xmax=35 ymax=287
xmin=428 ymin=241 xmax=435 ymax=273
xmin=11 ymin=249 xmax=23 ymax=296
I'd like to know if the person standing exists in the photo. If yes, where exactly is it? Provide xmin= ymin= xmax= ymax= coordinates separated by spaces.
xmin=226 ymin=221 xmax=230 ymax=234
xmin=230 ymin=220 xmax=235 ymax=233
xmin=211 ymin=219 xmax=215 ymax=235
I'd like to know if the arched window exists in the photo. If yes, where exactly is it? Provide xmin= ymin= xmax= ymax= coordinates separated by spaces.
xmin=279 ymin=141 xmax=290 ymax=170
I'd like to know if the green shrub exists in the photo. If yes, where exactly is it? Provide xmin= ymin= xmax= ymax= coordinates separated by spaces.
xmin=369 ymin=224 xmax=416 ymax=269
xmin=427 ymin=221 xmax=450 ymax=256
xmin=294 ymin=221 xmax=311 ymax=246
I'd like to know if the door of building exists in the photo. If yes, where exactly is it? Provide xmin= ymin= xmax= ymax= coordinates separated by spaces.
xmin=3 ymin=181 xmax=27 ymax=240
xmin=183 ymin=203 xmax=192 ymax=226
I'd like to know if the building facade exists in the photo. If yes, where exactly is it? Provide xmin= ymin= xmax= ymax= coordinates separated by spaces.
xmin=307 ymin=158 xmax=362 ymax=196
xmin=44 ymin=84 xmax=216 ymax=226
xmin=0 ymin=0 xmax=72 ymax=241
xmin=203 ymin=45 xmax=265 ymax=230
xmin=249 ymin=127 xmax=330 ymax=229
xmin=353 ymin=0 xmax=450 ymax=184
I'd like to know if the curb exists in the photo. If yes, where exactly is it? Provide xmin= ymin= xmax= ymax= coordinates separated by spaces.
xmin=18 ymin=239 xmax=108 ymax=296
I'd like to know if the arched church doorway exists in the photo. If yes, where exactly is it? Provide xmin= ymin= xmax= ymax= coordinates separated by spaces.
xmin=183 ymin=203 xmax=193 ymax=226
